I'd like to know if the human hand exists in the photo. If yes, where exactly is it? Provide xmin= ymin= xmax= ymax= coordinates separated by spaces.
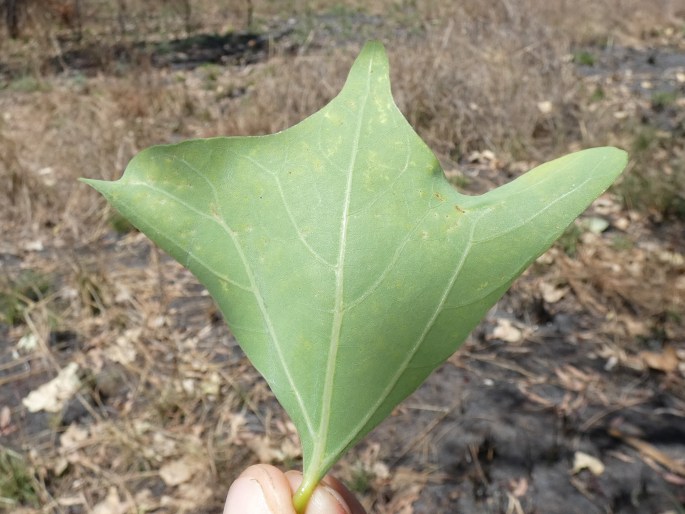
xmin=224 ymin=464 xmax=367 ymax=514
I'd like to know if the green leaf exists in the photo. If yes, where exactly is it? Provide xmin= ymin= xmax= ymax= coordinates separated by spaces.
xmin=82 ymin=41 xmax=627 ymax=509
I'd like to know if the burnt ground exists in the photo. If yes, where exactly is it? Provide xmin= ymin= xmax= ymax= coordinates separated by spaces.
xmin=1 ymin=12 xmax=684 ymax=514
xmin=366 ymin=296 xmax=685 ymax=513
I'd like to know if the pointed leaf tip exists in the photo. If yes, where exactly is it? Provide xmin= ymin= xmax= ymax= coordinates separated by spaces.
xmin=359 ymin=40 xmax=387 ymax=59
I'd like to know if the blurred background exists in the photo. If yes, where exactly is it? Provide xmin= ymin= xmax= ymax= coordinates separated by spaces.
xmin=0 ymin=1 xmax=683 ymax=513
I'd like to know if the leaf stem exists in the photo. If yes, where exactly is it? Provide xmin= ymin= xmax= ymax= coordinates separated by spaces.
xmin=292 ymin=475 xmax=319 ymax=514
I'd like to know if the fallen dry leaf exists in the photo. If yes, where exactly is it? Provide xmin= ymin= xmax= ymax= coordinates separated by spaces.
xmin=539 ymin=282 xmax=569 ymax=303
xmin=0 ymin=405 xmax=10 ymax=429
xmin=639 ymin=346 xmax=679 ymax=373
xmin=656 ymin=249 xmax=684 ymax=266
xmin=59 ymin=424 xmax=90 ymax=466
xmin=23 ymin=240 xmax=44 ymax=252
xmin=246 ymin=435 xmax=288 ymax=463
xmin=618 ymin=315 xmax=650 ymax=338
xmin=580 ymin=216 xmax=609 ymax=234
xmin=491 ymin=318 xmax=523 ymax=343
xmin=104 ymin=329 xmax=140 ymax=365
xmin=159 ymin=456 xmax=204 ymax=487
xmin=22 ymin=362 xmax=81 ymax=413
xmin=537 ymin=100 xmax=553 ymax=114
xmin=17 ymin=333 xmax=39 ymax=352
xmin=60 ymin=423 xmax=89 ymax=450
xmin=467 ymin=149 xmax=497 ymax=163
xmin=132 ymin=488 xmax=158 ymax=512
xmin=372 ymin=461 xmax=391 ymax=480
xmin=200 ymin=371 xmax=221 ymax=396
xmin=92 ymin=487 xmax=131 ymax=514
xmin=572 ymin=451 xmax=605 ymax=476
xmin=52 ymin=456 xmax=69 ymax=476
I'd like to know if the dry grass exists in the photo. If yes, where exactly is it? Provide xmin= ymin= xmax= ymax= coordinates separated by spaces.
xmin=2 ymin=0 xmax=679 ymax=229
xmin=1 ymin=0 xmax=684 ymax=512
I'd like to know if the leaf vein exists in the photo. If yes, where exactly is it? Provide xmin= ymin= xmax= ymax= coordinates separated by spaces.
xmin=345 ymin=209 xmax=433 ymax=310
xmin=472 ymin=175 xmax=595 ymax=244
xmin=125 ymin=182 xmax=253 ymax=291
xmin=348 ymin=130 xmax=413 ymax=217
xmin=235 ymin=152 xmax=336 ymax=268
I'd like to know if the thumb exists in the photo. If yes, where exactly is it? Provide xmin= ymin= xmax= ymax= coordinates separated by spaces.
xmin=224 ymin=465 xmax=295 ymax=514
xmin=224 ymin=465 xmax=354 ymax=514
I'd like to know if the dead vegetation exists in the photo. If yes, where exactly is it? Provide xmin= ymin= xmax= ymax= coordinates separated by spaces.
xmin=0 ymin=1 xmax=684 ymax=513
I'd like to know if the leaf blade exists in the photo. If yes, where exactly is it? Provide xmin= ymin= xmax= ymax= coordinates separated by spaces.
xmin=82 ymin=42 xmax=627 ymax=508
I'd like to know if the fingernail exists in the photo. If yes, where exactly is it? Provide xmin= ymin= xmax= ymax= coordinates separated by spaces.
xmin=224 ymin=477 xmax=272 ymax=514
xmin=306 ymin=485 xmax=352 ymax=514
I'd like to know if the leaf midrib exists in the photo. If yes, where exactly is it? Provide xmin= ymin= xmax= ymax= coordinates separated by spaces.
xmin=310 ymin=55 xmax=375 ymax=473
